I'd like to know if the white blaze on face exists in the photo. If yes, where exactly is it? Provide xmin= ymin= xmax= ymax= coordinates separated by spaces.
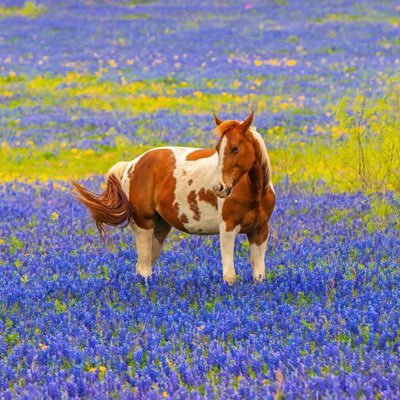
xmin=216 ymin=135 xmax=228 ymax=187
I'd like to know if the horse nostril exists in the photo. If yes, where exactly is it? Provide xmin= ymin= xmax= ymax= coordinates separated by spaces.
xmin=219 ymin=184 xmax=224 ymax=192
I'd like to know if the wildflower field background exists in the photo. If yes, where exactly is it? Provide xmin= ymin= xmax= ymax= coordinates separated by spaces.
xmin=1 ymin=0 xmax=399 ymax=398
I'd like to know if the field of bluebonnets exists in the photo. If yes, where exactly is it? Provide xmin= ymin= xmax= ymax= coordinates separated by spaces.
xmin=1 ymin=0 xmax=400 ymax=398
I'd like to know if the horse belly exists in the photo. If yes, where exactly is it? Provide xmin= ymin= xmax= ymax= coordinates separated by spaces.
xmin=182 ymin=204 xmax=219 ymax=234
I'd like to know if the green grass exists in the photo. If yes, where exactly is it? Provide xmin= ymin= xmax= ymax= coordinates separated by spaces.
xmin=2 ymin=96 xmax=399 ymax=195
xmin=309 ymin=12 xmax=399 ymax=26
xmin=0 ymin=1 xmax=47 ymax=19
xmin=0 ymin=144 xmax=153 ymax=182
xmin=120 ymin=14 xmax=150 ymax=20
xmin=0 ymin=73 xmax=306 ymax=116
xmin=1 ymin=73 xmax=399 ymax=195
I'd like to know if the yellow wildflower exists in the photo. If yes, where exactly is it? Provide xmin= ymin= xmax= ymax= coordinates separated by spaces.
xmin=99 ymin=365 xmax=107 ymax=380
xmin=331 ymin=126 xmax=342 ymax=139
xmin=266 ymin=58 xmax=280 ymax=66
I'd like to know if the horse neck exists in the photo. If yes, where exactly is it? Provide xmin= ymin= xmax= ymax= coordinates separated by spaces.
xmin=247 ymin=161 xmax=265 ymax=195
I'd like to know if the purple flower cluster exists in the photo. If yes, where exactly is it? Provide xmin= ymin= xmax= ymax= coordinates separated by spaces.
xmin=1 ymin=1 xmax=399 ymax=398
xmin=1 ymin=0 xmax=398 ymax=81
xmin=0 ymin=181 xmax=399 ymax=398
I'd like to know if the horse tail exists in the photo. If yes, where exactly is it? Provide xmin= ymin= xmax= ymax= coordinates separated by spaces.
xmin=72 ymin=164 xmax=131 ymax=240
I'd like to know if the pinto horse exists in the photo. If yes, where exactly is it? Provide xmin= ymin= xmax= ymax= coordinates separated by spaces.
xmin=73 ymin=111 xmax=275 ymax=284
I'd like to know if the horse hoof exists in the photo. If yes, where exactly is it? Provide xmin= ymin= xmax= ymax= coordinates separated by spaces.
xmin=136 ymin=263 xmax=152 ymax=279
xmin=223 ymin=274 xmax=236 ymax=285
xmin=253 ymin=274 xmax=265 ymax=283
xmin=137 ymin=272 xmax=152 ymax=281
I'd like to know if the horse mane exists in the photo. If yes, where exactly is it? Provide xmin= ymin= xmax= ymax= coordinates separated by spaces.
xmin=215 ymin=120 xmax=272 ymax=189
xmin=248 ymin=127 xmax=272 ymax=188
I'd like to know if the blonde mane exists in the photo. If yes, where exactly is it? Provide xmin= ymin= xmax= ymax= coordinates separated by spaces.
xmin=248 ymin=126 xmax=272 ymax=188
xmin=215 ymin=121 xmax=272 ymax=188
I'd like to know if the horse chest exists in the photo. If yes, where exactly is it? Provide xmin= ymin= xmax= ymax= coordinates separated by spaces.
xmin=221 ymin=184 xmax=274 ymax=234
xmin=241 ymin=207 xmax=267 ymax=232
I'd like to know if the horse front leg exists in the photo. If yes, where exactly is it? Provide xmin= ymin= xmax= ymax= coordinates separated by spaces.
xmin=219 ymin=221 xmax=240 ymax=285
xmin=247 ymin=227 xmax=269 ymax=282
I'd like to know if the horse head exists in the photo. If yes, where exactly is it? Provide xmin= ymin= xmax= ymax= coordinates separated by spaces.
xmin=212 ymin=111 xmax=257 ymax=198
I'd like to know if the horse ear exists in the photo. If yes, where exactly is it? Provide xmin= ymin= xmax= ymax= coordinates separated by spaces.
xmin=240 ymin=110 xmax=254 ymax=133
xmin=213 ymin=113 xmax=223 ymax=126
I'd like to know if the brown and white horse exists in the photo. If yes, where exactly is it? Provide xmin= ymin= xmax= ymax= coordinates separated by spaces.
xmin=73 ymin=111 xmax=275 ymax=284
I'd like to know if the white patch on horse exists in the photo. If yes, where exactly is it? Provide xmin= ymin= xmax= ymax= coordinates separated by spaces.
xmin=107 ymin=161 xmax=129 ymax=182
xmin=171 ymin=148 xmax=219 ymax=234
xmin=250 ymin=240 xmax=267 ymax=282
xmin=131 ymin=223 xmax=153 ymax=279
xmin=219 ymin=220 xmax=241 ymax=284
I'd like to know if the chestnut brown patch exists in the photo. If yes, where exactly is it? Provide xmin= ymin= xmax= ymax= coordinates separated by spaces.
xmin=198 ymin=187 xmax=217 ymax=209
xmin=215 ymin=120 xmax=240 ymax=137
xmin=186 ymin=149 xmax=216 ymax=161
xmin=179 ymin=213 xmax=189 ymax=224
xmin=153 ymin=216 xmax=171 ymax=244
xmin=187 ymin=190 xmax=201 ymax=221
xmin=128 ymin=149 xmax=175 ymax=229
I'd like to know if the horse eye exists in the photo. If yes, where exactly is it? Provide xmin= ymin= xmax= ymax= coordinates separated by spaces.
xmin=231 ymin=146 xmax=239 ymax=154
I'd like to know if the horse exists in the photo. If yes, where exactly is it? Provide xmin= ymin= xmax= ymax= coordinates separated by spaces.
xmin=73 ymin=111 xmax=275 ymax=284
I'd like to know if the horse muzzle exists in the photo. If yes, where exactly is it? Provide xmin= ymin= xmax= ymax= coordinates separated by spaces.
xmin=212 ymin=183 xmax=232 ymax=198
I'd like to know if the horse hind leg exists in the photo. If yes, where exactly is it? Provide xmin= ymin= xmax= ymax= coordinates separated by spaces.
xmin=131 ymin=222 xmax=154 ymax=279
xmin=151 ymin=216 xmax=171 ymax=265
